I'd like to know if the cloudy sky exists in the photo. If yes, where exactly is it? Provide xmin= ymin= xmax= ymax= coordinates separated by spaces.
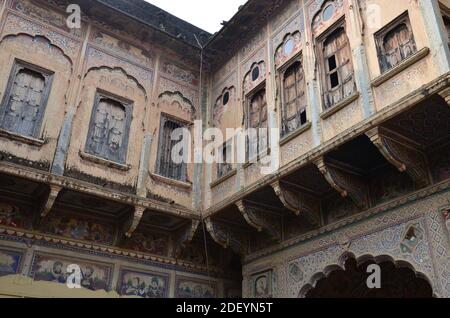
xmin=146 ymin=0 xmax=248 ymax=33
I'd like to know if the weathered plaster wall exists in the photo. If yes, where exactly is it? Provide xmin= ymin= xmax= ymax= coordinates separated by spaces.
xmin=0 ymin=0 xmax=204 ymax=209
xmin=204 ymin=0 xmax=450 ymax=211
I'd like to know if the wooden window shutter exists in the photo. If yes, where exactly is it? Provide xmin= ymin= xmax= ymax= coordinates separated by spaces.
xmin=0 ymin=62 xmax=52 ymax=138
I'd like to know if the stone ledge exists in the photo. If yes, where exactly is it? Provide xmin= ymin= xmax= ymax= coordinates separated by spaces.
xmin=79 ymin=150 xmax=131 ymax=171
xmin=280 ymin=122 xmax=312 ymax=146
xmin=371 ymin=47 xmax=430 ymax=87
xmin=150 ymin=173 xmax=192 ymax=191
xmin=0 ymin=129 xmax=46 ymax=147
xmin=210 ymin=168 xmax=237 ymax=188
xmin=320 ymin=92 xmax=360 ymax=120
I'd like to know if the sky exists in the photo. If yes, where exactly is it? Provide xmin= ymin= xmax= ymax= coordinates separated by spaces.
xmin=145 ymin=0 xmax=248 ymax=33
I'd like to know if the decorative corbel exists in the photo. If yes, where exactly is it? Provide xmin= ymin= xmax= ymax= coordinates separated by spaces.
xmin=204 ymin=217 xmax=247 ymax=255
xmin=271 ymin=181 xmax=321 ymax=226
xmin=366 ymin=126 xmax=430 ymax=188
xmin=173 ymin=219 xmax=200 ymax=257
xmin=40 ymin=185 xmax=63 ymax=219
xmin=235 ymin=200 xmax=282 ymax=241
xmin=315 ymin=157 xmax=370 ymax=210
xmin=124 ymin=206 xmax=146 ymax=238
xmin=438 ymin=87 xmax=450 ymax=106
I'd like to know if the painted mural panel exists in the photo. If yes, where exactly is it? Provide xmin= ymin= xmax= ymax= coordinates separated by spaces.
xmin=30 ymin=253 xmax=113 ymax=291
xmin=0 ymin=248 xmax=23 ymax=276
xmin=117 ymin=268 xmax=168 ymax=298
xmin=0 ymin=203 xmax=29 ymax=229
xmin=175 ymin=277 xmax=216 ymax=298
xmin=42 ymin=213 xmax=116 ymax=245
xmin=251 ymin=270 xmax=273 ymax=298
xmin=121 ymin=232 xmax=168 ymax=257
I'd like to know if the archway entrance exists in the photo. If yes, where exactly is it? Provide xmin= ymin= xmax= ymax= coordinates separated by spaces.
xmin=305 ymin=256 xmax=433 ymax=298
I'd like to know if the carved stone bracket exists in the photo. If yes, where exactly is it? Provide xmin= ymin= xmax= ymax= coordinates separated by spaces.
xmin=204 ymin=218 xmax=247 ymax=255
xmin=40 ymin=185 xmax=63 ymax=219
xmin=315 ymin=157 xmax=370 ymax=210
xmin=173 ymin=220 xmax=200 ymax=257
xmin=438 ymin=87 xmax=450 ymax=106
xmin=271 ymin=181 xmax=321 ymax=226
xmin=235 ymin=200 xmax=282 ymax=241
xmin=124 ymin=206 xmax=146 ymax=238
xmin=366 ymin=126 xmax=430 ymax=188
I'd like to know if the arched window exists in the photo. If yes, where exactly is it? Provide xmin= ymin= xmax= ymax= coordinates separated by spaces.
xmin=318 ymin=24 xmax=355 ymax=109
xmin=0 ymin=61 xmax=53 ymax=138
xmin=282 ymin=60 xmax=307 ymax=136
xmin=376 ymin=13 xmax=417 ymax=73
xmin=247 ymin=88 xmax=268 ymax=160
xmin=156 ymin=115 xmax=188 ymax=182
xmin=85 ymin=92 xmax=132 ymax=164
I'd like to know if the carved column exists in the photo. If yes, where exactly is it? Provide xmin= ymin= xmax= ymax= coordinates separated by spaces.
xmin=366 ymin=127 xmax=430 ymax=188
xmin=235 ymin=200 xmax=282 ymax=242
xmin=271 ymin=181 xmax=321 ymax=226
xmin=315 ymin=157 xmax=370 ymax=210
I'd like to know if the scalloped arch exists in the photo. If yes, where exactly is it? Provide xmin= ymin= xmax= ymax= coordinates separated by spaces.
xmin=84 ymin=66 xmax=148 ymax=100
xmin=298 ymin=252 xmax=435 ymax=298
xmin=0 ymin=33 xmax=73 ymax=70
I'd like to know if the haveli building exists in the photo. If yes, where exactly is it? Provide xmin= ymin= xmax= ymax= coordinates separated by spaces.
xmin=0 ymin=0 xmax=449 ymax=298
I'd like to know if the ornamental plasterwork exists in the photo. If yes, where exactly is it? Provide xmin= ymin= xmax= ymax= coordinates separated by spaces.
xmin=213 ymin=55 xmax=238 ymax=85
xmin=243 ymin=188 xmax=450 ymax=297
xmin=240 ymin=26 xmax=267 ymax=61
xmin=158 ymin=77 xmax=199 ymax=110
xmin=271 ymin=0 xmax=301 ymax=32
xmin=243 ymin=61 xmax=266 ymax=94
xmin=308 ymin=0 xmax=345 ymax=35
xmin=321 ymin=99 xmax=362 ymax=141
xmin=272 ymin=10 xmax=304 ymax=56
xmin=2 ymin=12 xmax=80 ymax=60
xmin=94 ymin=67 xmax=148 ymax=100
xmin=280 ymin=129 xmax=313 ymax=166
xmin=0 ymin=34 xmax=72 ymax=74
xmin=157 ymin=91 xmax=196 ymax=119
xmin=213 ymin=86 xmax=236 ymax=127
xmin=213 ymin=71 xmax=237 ymax=102
xmin=86 ymin=47 xmax=154 ymax=88
xmin=11 ymin=0 xmax=83 ymax=38
xmin=161 ymin=61 xmax=199 ymax=88
xmin=274 ymin=32 xmax=303 ymax=68
xmin=244 ymin=182 xmax=450 ymax=262
xmin=91 ymin=30 xmax=154 ymax=67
